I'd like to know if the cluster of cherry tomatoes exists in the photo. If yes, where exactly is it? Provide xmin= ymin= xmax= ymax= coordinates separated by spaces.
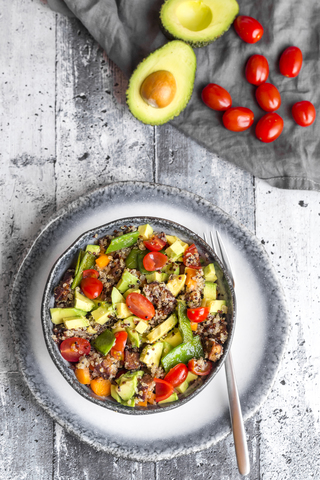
xmin=202 ymin=15 xmax=316 ymax=143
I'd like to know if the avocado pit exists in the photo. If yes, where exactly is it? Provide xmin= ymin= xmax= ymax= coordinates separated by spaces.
xmin=140 ymin=70 xmax=177 ymax=108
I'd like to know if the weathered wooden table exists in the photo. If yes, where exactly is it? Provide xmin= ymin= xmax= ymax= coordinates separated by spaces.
xmin=1 ymin=2 xmax=319 ymax=478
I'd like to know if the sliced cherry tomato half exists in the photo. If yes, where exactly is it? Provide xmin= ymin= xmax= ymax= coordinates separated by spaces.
xmin=222 ymin=107 xmax=254 ymax=132
xmin=187 ymin=307 xmax=210 ymax=323
xmin=154 ymin=378 xmax=174 ymax=402
xmin=255 ymin=83 xmax=281 ymax=112
xmin=279 ymin=46 xmax=303 ymax=78
xmin=245 ymin=55 xmax=269 ymax=86
xmin=126 ymin=292 xmax=155 ymax=321
xmin=292 ymin=101 xmax=316 ymax=127
xmin=82 ymin=269 xmax=99 ymax=279
xmin=110 ymin=331 xmax=128 ymax=360
xmin=183 ymin=244 xmax=201 ymax=269
xmin=201 ymin=84 xmax=232 ymax=111
xmin=80 ymin=277 xmax=103 ymax=299
xmin=143 ymin=236 xmax=167 ymax=252
xmin=234 ymin=16 xmax=264 ymax=44
xmin=188 ymin=358 xmax=213 ymax=376
xmin=164 ymin=363 xmax=188 ymax=388
xmin=143 ymin=251 xmax=168 ymax=271
xmin=60 ymin=337 xmax=91 ymax=362
xmin=255 ymin=112 xmax=284 ymax=143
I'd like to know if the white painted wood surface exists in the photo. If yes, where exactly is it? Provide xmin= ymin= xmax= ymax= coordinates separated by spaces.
xmin=1 ymin=2 xmax=319 ymax=478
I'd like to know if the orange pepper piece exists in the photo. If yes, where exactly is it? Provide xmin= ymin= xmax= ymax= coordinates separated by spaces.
xmin=190 ymin=322 xmax=198 ymax=332
xmin=90 ymin=377 xmax=111 ymax=397
xmin=75 ymin=367 xmax=91 ymax=385
xmin=185 ymin=267 xmax=198 ymax=289
xmin=147 ymin=391 xmax=156 ymax=405
xmin=138 ymin=400 xmax=148 ymax=407
xmin=96 ymin=254 xmax=110 ymax=269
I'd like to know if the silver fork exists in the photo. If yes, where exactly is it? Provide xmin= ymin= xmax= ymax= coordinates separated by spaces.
xmin=204 ymin=231 xmax=250 ymax=476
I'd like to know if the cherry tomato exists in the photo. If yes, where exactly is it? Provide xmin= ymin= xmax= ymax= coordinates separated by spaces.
xmin=154 ymin=378 xmax=174 ymax=402
xmin=188 ymin=358 xmax=213 ymax=376
xmin=222 ymin=107 xmax=254 ymax=132
xmin=201 ymin=84 xmax=232 ymax=111
xmin=292 ymin=101 xmax=316 ymax=127
xmin=60 ymin=337 xmax=91 ymax=362
xmin=279 ymin=46 xmax=303 ymax=78
xmin=245 ymin=55 xmax=269 ymax=85
xmin=143 ymin=236 xmax=167 ymax=252
xmin=80 ymin=277 xmax=103 ymax=299
xmin=234 ymin=16 xmax=264 ymax=44
xmin=82 ymin=269 xmax=99 ymax=279
xmin=143 ymin=251 xmax=167 ymax=271
xmin=183 ymin=244 xmax=201 ymax=269
xmin=255 ymin=83 xmax=281 ymax=112
xmin=110 ymin=331 xmax=127 ymax=360
xmin=187 ymin=307 xmax=210 ymax=323
xmin=126 ymin=292 xmax=155 ymax=321
xmin=164 ymin=363 xmax=188 ymax=388
xmin=255 ymin=113 xmax=284 ymax=143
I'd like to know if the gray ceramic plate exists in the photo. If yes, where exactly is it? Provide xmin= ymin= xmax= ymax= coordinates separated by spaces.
xmin=41 ymin=216 xmax=236 ymax=415
xmin=9 ymin=182 xmax=289 ymax=461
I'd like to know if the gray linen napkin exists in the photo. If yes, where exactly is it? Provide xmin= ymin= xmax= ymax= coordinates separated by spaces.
xmin=48 ymin=0 xmax=320 ymax=191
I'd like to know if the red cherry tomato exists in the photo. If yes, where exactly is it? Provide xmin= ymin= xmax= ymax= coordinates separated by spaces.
xmin=245 ymin=55 xmax=269 ymax=85
xmin=143 ymin=236 xmax=167 ymax=252
xmin=80 ymin=277 xmax=103 ymax=299
xmin=164 ymin=363 xmax=188 ymax=388
xmin=201 ymin=84 xmax=232 ymax=111
xmin=234 ymin=16 xmax=264 ymax=44
xmin=292 ymin=101 xmax=316 ymax=127
xmin=255 ymin=113 xmax=284 ymax=143
xmin=82 ymin=269 xmax=99 ymax=279
xmin=143 ymin=251 xmax=167 ymax=271
xmin=222 ymin=107 xmax=254 ymax=132
xmin=60 ymin=337 xmax=91 ymax=362
xmin=279 ymin=46 xmax=303 ymax=78
xmin=126 ymin=292 xmax=155 ymax=321
xmin=255 ymin=83 xmax=281 ymax=112
xmin=188 ymin=358 xmax=213 ymax=376
xmin=154 ymin=378 xmax=174 ymax=402
xmin=110 ymin=331 xmax=128 ymax=360
xmin=187 ymin=307 xmax=210 ymax=323
xmin=183 ymin=244 xmax=202 ymax=269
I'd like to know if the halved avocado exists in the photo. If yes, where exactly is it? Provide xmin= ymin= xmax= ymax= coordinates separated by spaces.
xmin=126 ymin=41 xmax=196 ymax=125
xmin=160 ymin=0 xmax=239 ymax=47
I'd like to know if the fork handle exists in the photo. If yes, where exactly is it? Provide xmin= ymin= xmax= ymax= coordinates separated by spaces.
xmin=225 ymin=352 xmax=250 ymax=476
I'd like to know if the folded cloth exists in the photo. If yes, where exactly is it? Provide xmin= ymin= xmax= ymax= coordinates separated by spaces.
xmin=48 ymin=0 xmax=320 ymax=191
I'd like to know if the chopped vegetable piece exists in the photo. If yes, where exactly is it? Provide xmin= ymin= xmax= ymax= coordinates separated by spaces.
xmin=154 ymin=378 xmax=174 ymax=402
xmin=143 ymin=251 xmax=168 ymax=271
xmin=60 ymin=337 xmax=91 ymax=362
xmin=187 ymin=307 xmax=209 ymax=323
xmin=106 ymin=231 xmax=140 ymax=253
xmin=93 ymin=329 xmax=116 ymax=356
xmin=188 ymin=358 xmax=213 ymax=376
xmin=80 ymin=277 xmax=103 ymax=299
xmin=164 ymin=363 xmax=188 ymax=387
xmin=125 ymin=248 xmax=140 ymax=269
xmin=90 ymin=377 xmax=111 ymax=397
xmin=144 ymin=236 xmax=167 ymax=251
xmin=96 ymin=254 xmax=110 ymax=269
xmin=126 ymin=292 xmax=155 ymax=321
xmin=110 ymin=331 xmax=128 ymax=360
xmin=177 ymin=302 xmax=193 ymax=343
xmin=161 ymin=335 xmax=204 ymax=372
xmin=75 ymin=367 xmax=91 ymax=385
xmin=82 ymin=269 xmax=99 ymax=278
xmin=71 ymin=251 xmax=96 ymax=289
xmin=183 ymin=244 xmax=202 ymax=269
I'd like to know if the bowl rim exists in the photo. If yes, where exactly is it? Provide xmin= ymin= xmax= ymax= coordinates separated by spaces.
xmin=41 ymin=215 xmax=236 ymax=415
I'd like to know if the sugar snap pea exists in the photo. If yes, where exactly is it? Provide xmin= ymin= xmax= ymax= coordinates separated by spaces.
xmin=161 ymin=335 xmax=204 ymax=372
xmin=71 ymin=251 xmax=95 ymax=289
xmin=106 ymin=231 xmax=140 ymax=253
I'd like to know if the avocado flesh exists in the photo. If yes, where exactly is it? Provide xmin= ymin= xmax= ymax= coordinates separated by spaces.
xmin=160 ymin=0 xmax=239 ymax=47
xmin=127 ymin=41 xmax=196 ymax=125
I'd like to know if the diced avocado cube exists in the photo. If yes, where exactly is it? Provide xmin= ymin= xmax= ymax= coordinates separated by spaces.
xmin=91 ymin=304 xmax=115 ymax=325
xmin=158 ymin=392 xmax=179 ymax=404
xmin=74 ymin=289 xmax=95 ymax=312
xmin=165 ymin=235 xmax=178 ymax=245
xmin=135 ymin=320 xmax=149 ymax=334
xmin=203 ymin=263 xmax=217 ymax=282
xmin=111 ymin=287 xmax=125 ymax=307
xmin=124 ymin=398 xmax=135 ymax=407
xmin=162 ymin=262 xmax=180 ymax=275
xmin=138 ymin=224 xmax=153 ymax=240
xmin=176 ymin=371 xmax=198 ymax=394
xmin=165 ymin=240 xmax=185 ymax=259
xmin=116 ymin=370 xmax=144 ymax=402
xmin=140 ymin=342 xmax=163 ymax=369
xmin=161 ymin=340 xmax=173 ymax=358
xmin=203 ymin=282 xmax=217 ymax=301
xmin=127 ymin=328 xmax=141 ymax=348
xmin=116 ymin=302 xmax=132 ymax=319
xmin=166 ymin=274 xmax=186 ymax=297
xmin=86 ymin=244 xmax=100 ymax=254
xmin=111 ymin=384 xmax=122 ymax=404
xmin=123 ymin=288 xmax=140 ymax=299
xmin=92 ymin=299 xmax=108 ymax=310
xmin=207 ymin=299 xmax=227 ymax=314
xmin=146 ymin=314 xmax=178 ymax=343
xmin=112 ymin=317 xmax=136 ymax=333
xmin=63 ymin=316 xmax=89 ymax=330
xmin=164 ymin=328 xmax=183 ymax=347
xmin=93 ymin=329 xmax=115 ymax=355
xmin=50 ymin=307 xmax=87 ymax=325
xmin=87 ymin=326 xmax=97 ymax=334
xmin=146 ymin=272 xmax=168 ymax=283
xmin=116 ymin=270 xmax=140 ymax=293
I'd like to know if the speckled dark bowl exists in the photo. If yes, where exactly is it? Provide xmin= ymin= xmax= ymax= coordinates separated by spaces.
xmin=42 ymin=216 xmax=236 ymax=415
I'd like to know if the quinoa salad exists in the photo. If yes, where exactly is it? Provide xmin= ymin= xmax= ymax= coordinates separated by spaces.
xmin=50 ymin=223 xmax=229 ymax=408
